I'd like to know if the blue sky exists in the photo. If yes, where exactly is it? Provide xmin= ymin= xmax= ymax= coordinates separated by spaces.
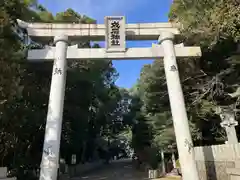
xmin=38 ymin=0 xmax=172 ymax=88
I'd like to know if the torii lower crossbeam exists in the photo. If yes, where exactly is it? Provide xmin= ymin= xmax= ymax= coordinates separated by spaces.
xmin=28 ymin=46 xmax=201 ymax=61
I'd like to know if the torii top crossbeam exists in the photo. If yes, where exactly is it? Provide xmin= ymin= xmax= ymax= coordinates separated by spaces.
xmin=17 ymin=19 xmax=180 ymax=42
xmin=17 ymin=18 xmax=200 ymax=61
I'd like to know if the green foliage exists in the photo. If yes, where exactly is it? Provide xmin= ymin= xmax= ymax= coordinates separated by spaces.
xmin=169 ymin=0 xmax=240 ymax=48
xmin=176 ymin=159 xmax=180 ymax=168
xmin=0 ymin=1 xmax=129 ymax=179
xmin=55 ymin=9 xmax=96 ymax=23
xmin=139 ymin=61 xmax=168 ymax=113
xmin=169 ymin=0 xmax=240 ymax=146
xmin=132 ymin=114 xmax=153 ymax=150
xmin=129 ymin=0 xmax=240 ymax=161
xmin=55 ymin=8 xmax=81 ymax=23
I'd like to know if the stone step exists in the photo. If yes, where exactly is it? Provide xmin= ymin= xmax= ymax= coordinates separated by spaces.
xmin=0 ymin=167 xmax=7 ymax=178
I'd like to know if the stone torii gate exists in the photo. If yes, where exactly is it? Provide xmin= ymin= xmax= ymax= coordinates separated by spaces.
xmin=17 ymin=16 xmax=201 ymax=180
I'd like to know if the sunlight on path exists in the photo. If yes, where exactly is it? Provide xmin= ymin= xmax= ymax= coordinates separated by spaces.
xmin=71 ymin=160 xmax=147 ymax=180
xmin=155 ymin=177 xmax=181 ymax=180
xmin=70 ymin=160 xmax=181 ymax=180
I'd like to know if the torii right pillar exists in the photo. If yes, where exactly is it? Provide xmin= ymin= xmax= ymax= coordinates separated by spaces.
xmin=159 ymin=32 xmax=200 ymax=180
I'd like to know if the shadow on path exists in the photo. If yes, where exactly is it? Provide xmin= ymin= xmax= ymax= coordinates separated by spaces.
xmin=71 ymin=159 xmax=149 ymax=180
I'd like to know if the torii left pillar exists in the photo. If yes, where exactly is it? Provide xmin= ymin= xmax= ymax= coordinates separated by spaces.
xmin=40 ymin=34 xmax=68 ymax=180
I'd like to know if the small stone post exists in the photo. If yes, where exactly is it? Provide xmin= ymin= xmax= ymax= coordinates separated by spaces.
xmin=219 ymin=108 xmax=238 ymax=144
xmin=161 ymin=150 xmax=166 ymax=174
xmin=172 ymin=152 xmax=176 ymax=169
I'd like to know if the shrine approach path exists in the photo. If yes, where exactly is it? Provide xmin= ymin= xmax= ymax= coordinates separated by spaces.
xmin=70 ymin=159 xmax=148 ymax=180
xmin=70 ymin=159 xmax=181 ymax=180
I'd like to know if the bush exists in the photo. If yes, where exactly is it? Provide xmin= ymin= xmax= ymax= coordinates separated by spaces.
xmin=176 ymin=159 xmax=180 ymax=168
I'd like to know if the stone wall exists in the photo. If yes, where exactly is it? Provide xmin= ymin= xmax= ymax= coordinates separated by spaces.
xmin=194 ymin=143 xmax=240 ymax=180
